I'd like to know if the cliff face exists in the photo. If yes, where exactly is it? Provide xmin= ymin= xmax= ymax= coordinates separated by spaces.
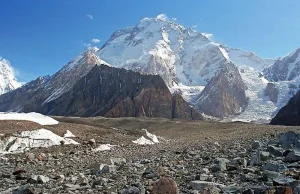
xmin=265 ymin=83 xmax=279 ymax=104
xmin=270 ymin=90 xmax=300 ymax=126
xmin=0 ymin=64 xmax=202 ymax=120
xmin=43 ymin=65 xmax=202 ymax=120
xmin=196 ymin=63 xmax=247 ymax=118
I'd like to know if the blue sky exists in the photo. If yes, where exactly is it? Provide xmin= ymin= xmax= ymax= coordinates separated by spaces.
xmin=1 ymin=0 xmax=300 ymax=82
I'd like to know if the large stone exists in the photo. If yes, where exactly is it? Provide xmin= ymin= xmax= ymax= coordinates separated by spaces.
xmin=27 ymin=175 xmax=38 ymax=184
xmin=285 ymin=150 xmax=300 ymax=163
xmin=190 ymin=181 xmax=225 ymax=190
xmin=260 ymin=151 xmax=270 ymax=161
xmin=37 ymin=175 xmax=50 ymax=184
xmin=273 ymin=177 xmax=296 ymax=186
xmin=263 ymin=163 xmax=287 ymax=172
xmin=152 ymin=177 xmax=179 ymax=194
xmin=90 ymin=163 xmax=117 ymax=175
xmin=262 ymin=170 xmax=283 ymax=182
xmin=267 ymin=146 xmax=283 ymax=157
xmin=110 ymin=157 xmax=126 ymax=166
xmin=12 ymin=184 xmax=34 ymax=194
xmin=232 ymin=157 xmax=247 ymax=167
xmin=279 ymin=131 xmax=300 ymax=149
xmin=211 ymin=158 xmax=229 ymax=172
xmin=251 ymin=140 xmax=262 ymax=150
xmin=120 ymin=186 xmax=140 ymax=194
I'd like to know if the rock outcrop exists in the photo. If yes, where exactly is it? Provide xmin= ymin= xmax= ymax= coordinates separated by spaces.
xmin=270 ymin=90 xmax=300 ymax=126
xmin=265 ymin=83 xmax=279 ymax=104
xmin=196 ymin=63 xmax=247 ymax=118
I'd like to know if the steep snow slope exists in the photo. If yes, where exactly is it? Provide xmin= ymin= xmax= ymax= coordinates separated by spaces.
xmin=264 ymin=47 xmax=300 ymax=82
xmin=98 ymin=15 xmax=230 ymax=88
xmin=0 ymin=57 xmax=21 ymax=95
xmin=227 ymin=48 xmax=275 ymax=71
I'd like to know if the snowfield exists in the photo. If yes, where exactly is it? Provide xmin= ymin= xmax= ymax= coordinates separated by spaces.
xmin=0 ymin=129 xmax=79 ymax=154
xmin=0 ymin=112 xmax=59 ymax=125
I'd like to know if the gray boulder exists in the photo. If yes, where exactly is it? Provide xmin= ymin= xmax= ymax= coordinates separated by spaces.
xmin=251 ymin=140 xmax=262 ymax=150
xmin=267 ymin=146 xmax=283 ymax=157
xmin=211 ymin=158 xmax=229 ymax=172
xmin=279 ymin=131 xmax=300 ymax=149
xmin=259 ymin=151 xmax=270 ymax=161
xmin=120 ymin=186 xmax=140 ymax=194
xmin=263 ymin=163 xmax=287 ymax=172
xmin=190 ymin=181 xmax=225 ymax=190
xmin=285 ymin=150 xmax=300 ymax=163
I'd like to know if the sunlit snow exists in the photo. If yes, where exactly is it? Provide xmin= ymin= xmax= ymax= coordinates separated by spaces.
xmin=0 ymin=128 xmax=79 ymax=154
xmin=93 ymin=144 xmax=117 ymax=152
xmin=0 ymin=112 xmax=59 ymax=125
xmin=63 ymin=130 xmax=76 ymax=138
xmin=133 ymin=129 xmax=160 ymax=145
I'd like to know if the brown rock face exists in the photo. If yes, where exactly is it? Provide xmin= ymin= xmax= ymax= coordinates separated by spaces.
xmin=46 ymin=65 xmax=202 ymax=120
xmin=0 ymin=64 xmax=203 ymax=120
xmin=197 ymin=63 xmax=247 ymax=118
xmin=265 ymin=83 xmax=279 ymax=104
xmin=152 ymin=177 xmax=179 ymax=194
xmin=270 ymin=90 xmax=300 ymax=126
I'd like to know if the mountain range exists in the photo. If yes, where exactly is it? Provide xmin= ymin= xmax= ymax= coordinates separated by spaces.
xmin=1 ymin=15 xmax=300 ymax=123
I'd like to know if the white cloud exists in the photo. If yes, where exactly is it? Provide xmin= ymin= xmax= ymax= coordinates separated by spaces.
xmin=192 ymin=25 xmax=197 ymax=28
xmin=202 ymin=33 xmax=213 ymax=40
xmin=156 ymin=14 xmax=168 ymax=21
xmin=91 ymin=38 xmax=100 ymax=44
xmin=86 ymin=14 xmax=93 ymax=20
xmin=84 ymin=43 xmax=91 ymax=47
xmin=172 ymin=18 xmax=177 ymax=21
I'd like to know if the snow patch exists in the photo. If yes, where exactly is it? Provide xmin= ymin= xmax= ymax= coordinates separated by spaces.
xmin=142 ymin=129 xmax=159 ymax=143
xmin=132 ymin=136 xmax=155 ymax=145
xmin=0 ymin=112 xmax=59 ymax=125
xmin=133 ymin=129 xmax=160 ymax=145
xmin=0 ymin=128 xmax=79 ymax=154
xmin=93 ymin=144 xmax=117 ymax=152
xmin=63 ymin=130 xmax=76 ymax=138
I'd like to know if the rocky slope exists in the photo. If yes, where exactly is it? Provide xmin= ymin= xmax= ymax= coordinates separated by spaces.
xmin=197 ymin=63 xmax=247 ymax=117
xmin=0 ymin=116 xmax=299 ymax=193
xmin=0 ymin=48 xmax=104 ymax=112
xmin=0 ymin=51 xmax=202 ymax=120
xmin=270 ymin=89 xmax=300 ymax=126
xmin=0 ymin=57 xmax=21 ymax=95
xmin=39 ymin=65 xmax=202 ymax=119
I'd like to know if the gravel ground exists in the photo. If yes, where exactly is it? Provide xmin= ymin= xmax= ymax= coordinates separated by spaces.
xmin=0 ymin=117 xmax=299 ymax=193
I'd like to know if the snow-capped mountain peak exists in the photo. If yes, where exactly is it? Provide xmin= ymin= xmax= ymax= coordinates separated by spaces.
xmin=43 ymin=48 xmax=110 ymax=104
xmin=263 ymin=47 xmax=300 ymax=82
xmin=98 ymin=15 xmax=230 ymax=88
xmin=97 ymin=15 xmax=278 ymax=119
xmin=0 ymin=57 xmax=21 ymax=95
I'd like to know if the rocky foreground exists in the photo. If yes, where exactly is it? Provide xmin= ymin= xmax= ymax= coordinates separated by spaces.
xmin=0 ymin=117 xmax=300 ymax=194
